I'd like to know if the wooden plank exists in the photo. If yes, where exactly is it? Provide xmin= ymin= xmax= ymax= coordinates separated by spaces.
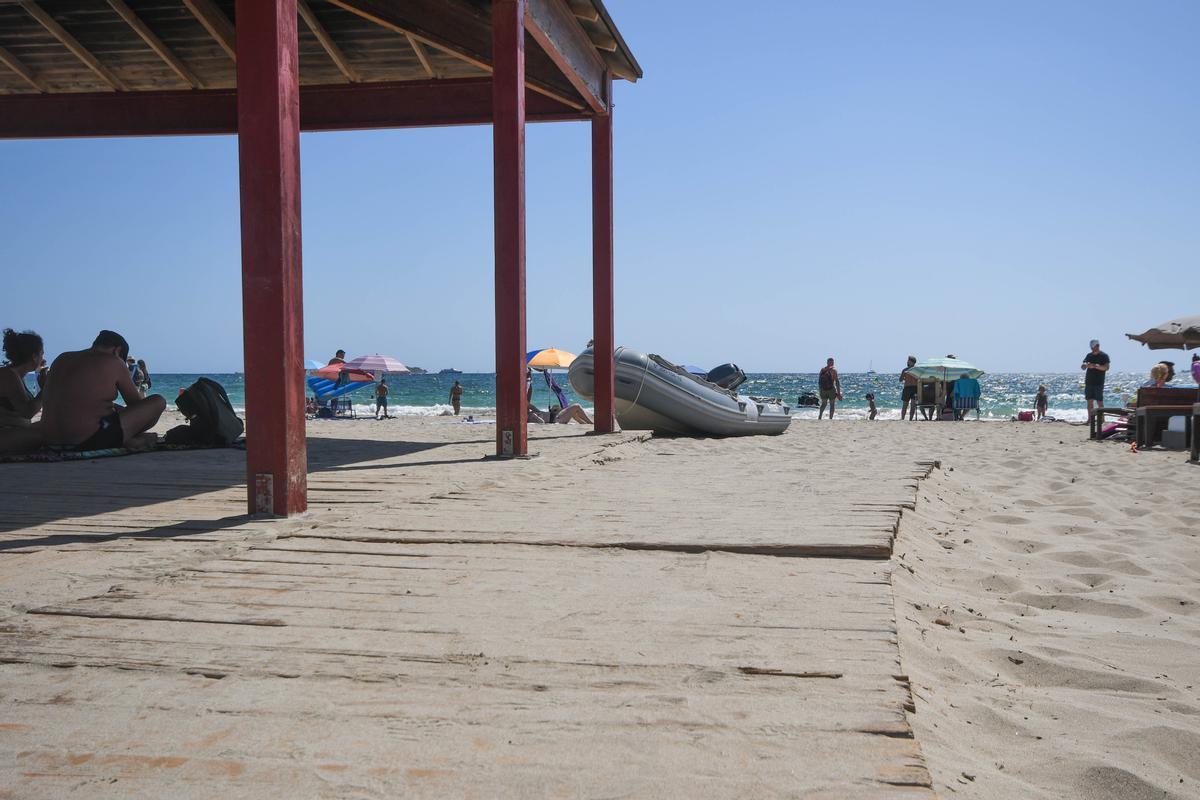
xmin=182 ymin=0 xmax=236 ymax=62
xmin=297 ymin=0 xmax=359 ymax=83
xmin=525 ymin=0 xmax=607 ymax=112
xmin=0 ymin=44 xmax=46 ymax=92
xmin=105 ymin=0 xmax=203 ymax=89
xmin=492 ymin=0 xmax=528 ymax=458
xmin=235 ymin=0 xmax=306 ymax=515
xmin=16 ymin=0 xmax=128 ymax=91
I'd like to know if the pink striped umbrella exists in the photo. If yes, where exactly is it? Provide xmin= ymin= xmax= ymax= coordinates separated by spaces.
xmin=345 ymin=354 xmax=409 ymax=374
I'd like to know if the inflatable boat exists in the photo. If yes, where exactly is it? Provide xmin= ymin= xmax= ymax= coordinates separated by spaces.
xmin=568 ymin=347 xmax=791 ymax=436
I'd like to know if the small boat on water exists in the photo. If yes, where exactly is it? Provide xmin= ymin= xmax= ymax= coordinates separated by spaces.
xmin=569 ymin=347 xmax=791 ymax=436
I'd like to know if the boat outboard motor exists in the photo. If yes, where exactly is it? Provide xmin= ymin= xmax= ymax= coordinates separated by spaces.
xmin=706 ymin=363 xmax=746 ymax=391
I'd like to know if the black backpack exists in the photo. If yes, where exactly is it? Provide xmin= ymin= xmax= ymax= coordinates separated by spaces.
xmin=165 ymin=377 xmax=244 ymax=446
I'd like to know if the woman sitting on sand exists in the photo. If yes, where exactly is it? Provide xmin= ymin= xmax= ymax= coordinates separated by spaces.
xmin=0 ymin=328 xmax=48 ymax=452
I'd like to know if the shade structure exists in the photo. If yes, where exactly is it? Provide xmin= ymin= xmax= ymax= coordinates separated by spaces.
xmin=527 ymin=348 xmax=577 ymax=369
xmin=303 ymin=359 xmax=324 ymax=370
xmin=907 ymin=358 xmax=985 ymax=381
xmin=1126 ymin=315 xmax=1200 ymax=350
xmin=346 ymin=354 xmax=409 ymax=373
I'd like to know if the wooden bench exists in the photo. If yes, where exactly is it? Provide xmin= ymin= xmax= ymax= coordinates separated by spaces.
xmin=1133 ymin=386 xmax=1199 ymax=449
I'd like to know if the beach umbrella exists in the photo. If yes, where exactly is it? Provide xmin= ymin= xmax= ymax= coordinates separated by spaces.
xmin=526 ymin=348 xmax=576 ymax=369
xmin=1126 ymin=314 xmax=1200 ymax=350
xmin=346 ymin=354 xmax=409 ymax=373
xmin=906 ymin=357 xmax=985 ymax=381
xmin=303 ymin=359 xmax=324 ymax=370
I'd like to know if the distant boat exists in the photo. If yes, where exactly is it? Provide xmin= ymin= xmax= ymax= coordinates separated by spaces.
xmin=438 ymin=368 xmax=462 ymax=375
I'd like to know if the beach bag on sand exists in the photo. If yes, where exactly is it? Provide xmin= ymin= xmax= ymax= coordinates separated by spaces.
xmin=1016 ymin=411 xmax=1034 ymax=422
xmin=166 ymin=378 xmax=244 ymax=446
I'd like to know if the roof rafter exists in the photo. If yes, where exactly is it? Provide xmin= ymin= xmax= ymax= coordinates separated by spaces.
xmin=405 ymin=33 xmax=436 ymax=79
xmin=298 ymin=0 xmax=360 ymax=83
xmin=525 ymin=0 xmax=606 ymax=113
xmin=16 ymin=0 xmax=128 ymax=91
xmin=182 ymin=0 xmax=236 ymax=62
xmin=0 ymin=44 xmax=47 ymax=92
xmin=327 ymin=0 xmax=586 ymax=111
xmin=105 ymin=0 xmax=203 ymax=89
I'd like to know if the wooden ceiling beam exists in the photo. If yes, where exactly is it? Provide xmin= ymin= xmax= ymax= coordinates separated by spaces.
xmin=0 ymin=78 xmax=592 ymax=139
xmin=405 ymin=33 xmax=436 ymax=79
xmin=525 ymin=0 xmax=606 ymax=113
xmin=0 ymin=44 xmax=47 ymax=92
xmin=566 ymin=0 xmax=598 ymax=23
xmin=106 ymin=0 xmax=203 ymax=89
xmin=298 ymin=0 xmax=360 ymax=83
xmin=328 ymin=0 xmax=586 ymax=111
xmin=16 ymin=0 xmax=128 ymax=91
xmin=182 ymin=0 xmax=237 ymax=62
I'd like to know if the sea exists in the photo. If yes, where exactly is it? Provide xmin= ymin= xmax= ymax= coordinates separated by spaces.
xmin=104 ymin=371 xmax=1161 ymax=423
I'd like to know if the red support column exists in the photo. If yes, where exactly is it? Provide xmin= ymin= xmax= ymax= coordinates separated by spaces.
xmin=492 ymin=0 xmax=528 ymax=457
xmin=236 ymin=0 xmax=307 ymax=514
xmin=591 ymin=76 xmax=615 ymax=433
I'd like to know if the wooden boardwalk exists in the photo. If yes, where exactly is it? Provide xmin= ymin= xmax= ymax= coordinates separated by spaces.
xmin=1 ymin=424 xmax=937 ymax=798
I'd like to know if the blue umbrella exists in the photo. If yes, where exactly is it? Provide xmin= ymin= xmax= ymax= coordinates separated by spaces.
xmin=304 ymin=359 xmax=324 ymax=370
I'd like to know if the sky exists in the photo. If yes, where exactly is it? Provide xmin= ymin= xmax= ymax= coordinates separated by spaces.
xmin=0 ymin=0 xmax=1196 ymax=374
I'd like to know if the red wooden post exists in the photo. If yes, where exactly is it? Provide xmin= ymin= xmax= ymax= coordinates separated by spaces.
xmin=492 ymin=0 xmax=528 ymax=457
xmin=591 ymin=75 xmax=615 ymax=433
xmin=236 ymin=0 xmax=307 ymax=514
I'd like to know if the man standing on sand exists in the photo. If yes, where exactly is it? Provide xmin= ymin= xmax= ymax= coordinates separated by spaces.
xmin=374 ymin=379 xmax=390 ymax=419
xmin=900 ymin=356 xmax=918 ymax=421
xmin=817 ymin=358 xmax=842 ymax=420
xmin=41 ymin=330 xmax=166 ymax=450
xmin=1082 ymin=339 xmax=1110 ymax=418
xmin=449 ymin=380 xmax=463 ymax=415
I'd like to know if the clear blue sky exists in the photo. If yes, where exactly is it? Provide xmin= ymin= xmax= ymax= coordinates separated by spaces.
xmin=1 ymin=1 xmax=1195 ymax=373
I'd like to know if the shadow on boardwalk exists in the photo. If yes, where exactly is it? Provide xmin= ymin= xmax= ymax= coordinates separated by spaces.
xmin=0 ymin=436 xmax=492 ymax=551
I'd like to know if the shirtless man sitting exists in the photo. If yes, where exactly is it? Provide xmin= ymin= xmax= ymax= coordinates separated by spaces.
xmin=41 ymin=330 xmax=166 ymax=450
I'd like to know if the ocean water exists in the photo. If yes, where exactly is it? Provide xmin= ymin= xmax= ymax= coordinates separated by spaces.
xmin=99 ymin=370 xmax=1174 ymax=423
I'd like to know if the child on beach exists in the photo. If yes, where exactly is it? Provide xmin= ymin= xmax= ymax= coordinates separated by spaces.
xmin=865 ymin=393 xmax=878 ymax=420
xmin=1035 ymin=385 xmax=1048 ymax=420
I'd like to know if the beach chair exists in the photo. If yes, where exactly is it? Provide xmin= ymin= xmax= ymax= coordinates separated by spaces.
xmin=953 ymin=377 xmax=981 ymax=420
xmin=1133 ymin=386 xmax=1197 ymax=449
xmin=306 ymin=376 xmax=372 ymax=419
xmin=917 ymin=379 xmax=939 ymax=421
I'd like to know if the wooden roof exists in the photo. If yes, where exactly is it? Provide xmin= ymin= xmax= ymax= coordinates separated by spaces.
xmin=0 ymin=0 xmax=640 ymax=108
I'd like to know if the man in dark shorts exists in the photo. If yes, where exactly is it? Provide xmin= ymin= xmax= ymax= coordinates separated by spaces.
xmin=1081 ymin=338 xmax=1110 ymax=418
xmin=41 ymin=330 xmax=166 ymax=450
xmin=817 ymin=358 xmax=842 ymax=420
xmin=900 ymin=356 xmax=918 ymax=421
xmin=374 ymin=379 xmax=390 ymax=419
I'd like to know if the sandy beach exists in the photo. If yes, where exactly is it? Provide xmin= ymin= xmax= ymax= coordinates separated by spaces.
xmin=1 ymin=415 xmax=1196 ymax=798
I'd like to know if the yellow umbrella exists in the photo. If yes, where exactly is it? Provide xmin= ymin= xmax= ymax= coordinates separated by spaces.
xmin=526 ymin=347 xmax=576 ymax=369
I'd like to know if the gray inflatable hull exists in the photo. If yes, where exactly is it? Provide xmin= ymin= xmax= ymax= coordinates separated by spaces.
xmin=569 ymin=348 xmax=791 ymax=436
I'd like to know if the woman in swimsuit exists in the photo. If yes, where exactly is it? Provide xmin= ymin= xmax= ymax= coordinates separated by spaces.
xmin=0 ymin=328 xmax=47 ymax=452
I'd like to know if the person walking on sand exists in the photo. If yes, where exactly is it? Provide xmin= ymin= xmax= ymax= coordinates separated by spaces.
xmin=1035 ymin=385 xmax=1048 ymax=420
xmin=449 ymin=379 xmax=463 ymax=415
xmin=817 ymin=358 xmax=842 ymax=420
xmin=41 ymin=330 xmax=166 ymax=450
xmin=1081 ymin=339 xmax=1109 ymax=418
xmin=374 ymin=379 xmax=390 ymax=419
xmin=900 ymin=356 xmax=918 ymax=421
